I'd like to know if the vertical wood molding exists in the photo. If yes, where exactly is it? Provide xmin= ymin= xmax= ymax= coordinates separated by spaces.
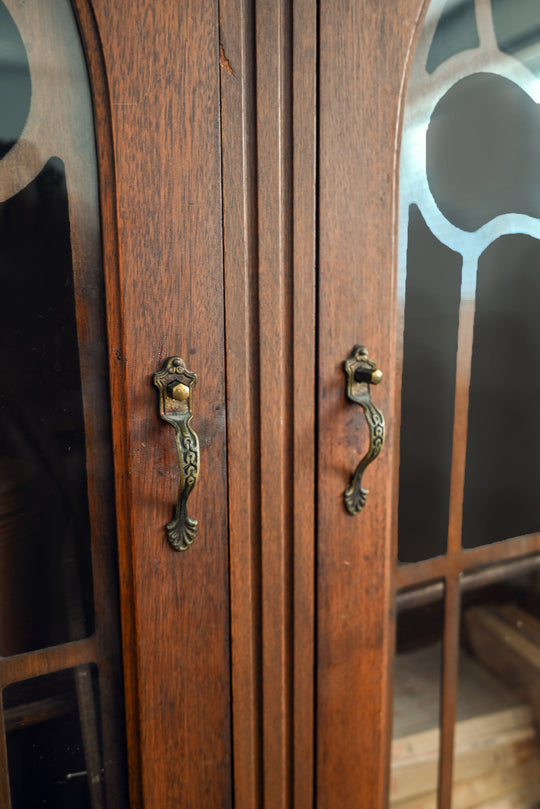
xmin=75 ymin=2 xmax=143 ymax=803
xmin=255 ymin=2 xmax=295 ymax=805
xmin=221 ymin=1 xmax=317 ymax=806
xmin=292 ymin=2 xmax=317 ymax=807
xmin=0 ymin=2 xmax=132 ymax=806
xmin=388 ymin=0 xmax=433 ymax=801
xmin=219 ymin=0 xmax=262 ymax=806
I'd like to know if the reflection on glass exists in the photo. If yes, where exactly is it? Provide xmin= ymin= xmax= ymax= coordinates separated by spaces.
xmin=0 ymin=2 xmax=129 ymax=807
xmin=493 ymin=0 xmax=540 ymax=79
xmin=426 ymin=0 xmax=479 ymax=74
xmin=455 ymin=559 xmax=540 ymax=806
xmin=398 ymin=206 xmax=461 ymax=563
xmin=0 ymin=1 xmax=30 ymax=160
xmin=390 ymin=585 xmax=444 ymax=806
xmin=0 ymin=158 xmax=94 ymax=655
xmin=4 ymin=666 xmax=120 ymax=809
xmin=427 ymin=73 xmax=540 ymax=232
xmin=463 ymin=236 xmax=540 ymax=547
xmin=399 ymin=0 xmax=540 ymax=562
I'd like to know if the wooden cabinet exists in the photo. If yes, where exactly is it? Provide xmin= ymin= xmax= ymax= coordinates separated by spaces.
xmin=87 ymin=1 xmax=402 ymax=805
xmin=96 ymin=1 xmax=409 ymax=805
xmin=3 ymin=0 xmax=540 ymax=807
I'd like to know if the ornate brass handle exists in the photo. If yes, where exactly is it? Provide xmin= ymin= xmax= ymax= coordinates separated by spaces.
xmin=344 ymin=345 xmax=385 ymax=515
xmin=153 ymin=356 xmax=200 ymax=550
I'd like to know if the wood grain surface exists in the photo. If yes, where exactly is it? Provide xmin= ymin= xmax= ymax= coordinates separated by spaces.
xmin=220 ymin=1 xmax=317 ymax=806
xmin=254 ymin=2 xmax=295 ymax=803
xmin=89 ymin=1 xmax=233 ymax=806
xmin=317 ymin=1 xmax=428 ymax=806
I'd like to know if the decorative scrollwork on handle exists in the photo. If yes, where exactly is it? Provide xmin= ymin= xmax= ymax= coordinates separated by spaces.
xmin=344 ymin=345 xmax=385 ymax=515
xmin=153 ymin=357 xmax=200 ymax=550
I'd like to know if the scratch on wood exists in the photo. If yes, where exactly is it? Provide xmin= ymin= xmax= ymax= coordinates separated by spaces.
xmin=219 ymin=43 xmax=235 ymax=76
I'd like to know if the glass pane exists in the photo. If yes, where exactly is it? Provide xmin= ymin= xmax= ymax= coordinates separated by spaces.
xmin=398 ymin=206 xmax=461 ymax=563
xmin=0 ymin=158 xmax=94 ymax=655
xmin=4 ymin=666 xmax=128 ymax=809
xmin=455 ymin=559 xmax=540 ymax=806
xmin=390 ymin=585 xmax=444 ymax=806
xmin=399 ymin=0 xmax=540 ymax=563
xmin=0 ymin=0 xmax=103 ymax=656
xmin=462 ymin=235 xmax=540 ymax=548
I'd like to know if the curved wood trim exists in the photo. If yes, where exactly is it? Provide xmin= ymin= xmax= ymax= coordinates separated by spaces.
xmin=390 ymin=0 xmax=437 ymax=581
xmin=389 ymin=0 xmax=433 ymax=564
xmin=218 ymin=2 xmax=262 ymax=805
xmin=388 ymin=0 xmax=440 ymax=801
xmin=220 ymin=3 xmax=317 ymax=807
xmin=70 ymin=2 xmax=142 ymax=806
xmin=255 ymin=3 xmax=295 ymax=804
xmin=0 ymin=3 xmax=133 ymax=807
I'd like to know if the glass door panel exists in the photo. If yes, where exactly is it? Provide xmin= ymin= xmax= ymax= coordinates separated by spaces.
xmin=462 ymin=235 xmax=540 ymax=548
xmin=398 ymin=205 xmax=460 ymax=562
xmin=390 ymin=586 xmax=445 ymax=806
xmin=394 ymin=1 xmax=540 ymax=806
xmin=0 ymin=156 xmax=94 ymax=655
xmin=0 ymin=1 xmax=128 ymax=806
xmin=4 ymin=666 xmax=119 ymax=809
xmin=455 ymin=559 xmax=540 ymax=807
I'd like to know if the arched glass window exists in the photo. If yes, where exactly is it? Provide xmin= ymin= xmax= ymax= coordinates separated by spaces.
xmin=392 ymin=3 xmax=540 ymax=805
xmin=398 ymin=0 xmax=540 ymax=562
xmin=0 ymin=2 xmax=128 ymax=806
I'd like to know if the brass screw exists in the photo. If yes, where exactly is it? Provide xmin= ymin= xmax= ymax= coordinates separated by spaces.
xmin=169 ymin=382 xmax=190 ymax=401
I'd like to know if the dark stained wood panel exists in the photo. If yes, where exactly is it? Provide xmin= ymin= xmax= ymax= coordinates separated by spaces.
xmin=89 ymin=1 xmax=233 ymax=806
xmin=74 ymin=2 xmax=142 ymax=805
xmin=291 ymin=2 xmax=318 ymax=807
xmin=255 ymin=2 xmax=295 ymax=805
xmin=316 ymin=1 xmax=427 ymax=806
xmin=219 ymin=0 xmax=262 ymax=805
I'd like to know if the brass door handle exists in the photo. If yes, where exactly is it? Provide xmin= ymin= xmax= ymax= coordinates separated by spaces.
xmin=153 ymin=356 xmax=200 ymax=550
xmin=343 ymin=345 xmax=385 ymax=515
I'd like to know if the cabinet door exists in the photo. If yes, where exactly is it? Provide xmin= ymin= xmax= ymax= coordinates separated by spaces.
xmin=316 ymin=2 xmax=419 ymax=805
xmin=317 ymin=2 xmax=540 ymax=809
xmin=82 ymin=2 xmax=233 ymax=807
xmin=93 ymin=1 xmax=419 ymax=807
